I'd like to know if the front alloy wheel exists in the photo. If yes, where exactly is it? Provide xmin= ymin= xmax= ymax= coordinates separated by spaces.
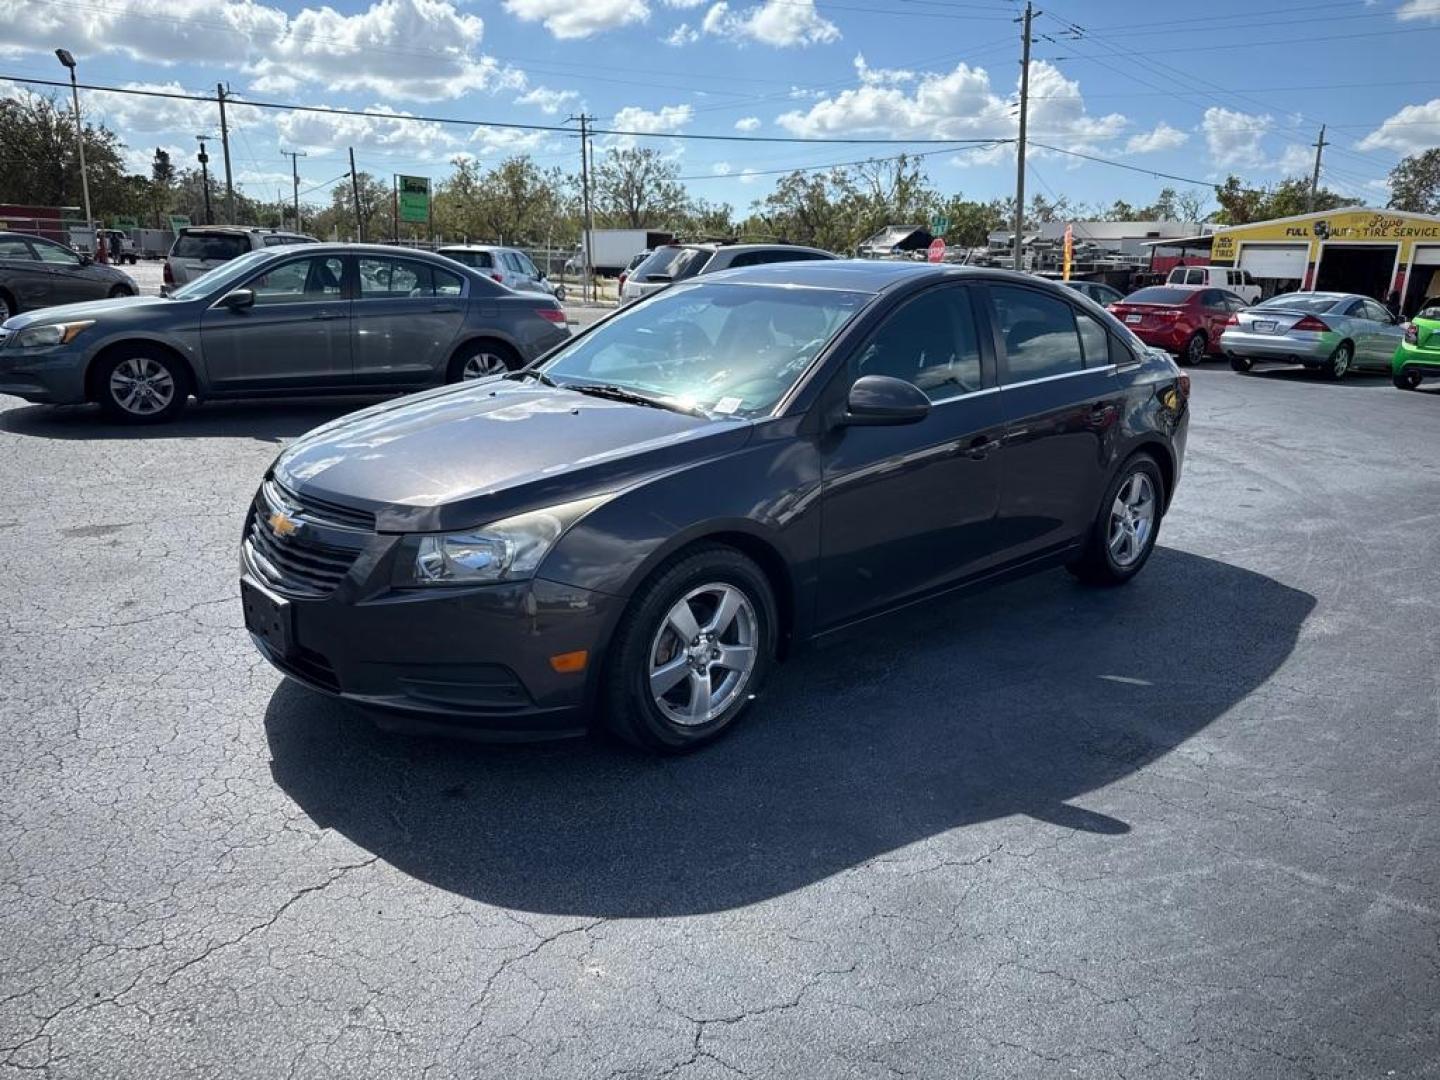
xmin=604 ymin=545 xmax=776 ymax=752
xmin=98 ymin=349 xmax=188 ymax=422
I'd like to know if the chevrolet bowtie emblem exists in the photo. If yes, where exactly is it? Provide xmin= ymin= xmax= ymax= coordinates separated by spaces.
xmin=268 ymin=510 xmax=299 ymax=538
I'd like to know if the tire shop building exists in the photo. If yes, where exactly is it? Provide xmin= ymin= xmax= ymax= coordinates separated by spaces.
xmin=1204 ymin=207 xmax=1440 ymax=315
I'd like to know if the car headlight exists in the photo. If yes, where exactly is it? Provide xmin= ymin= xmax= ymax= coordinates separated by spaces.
xmin=396 ymin=494 xmax=609 ymax=587
xmin=15 ymin=321 xmax=94 ymax=348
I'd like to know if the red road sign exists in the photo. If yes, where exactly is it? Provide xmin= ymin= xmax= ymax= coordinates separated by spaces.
xmin=927 ymin=238 xmax=946 ymax=263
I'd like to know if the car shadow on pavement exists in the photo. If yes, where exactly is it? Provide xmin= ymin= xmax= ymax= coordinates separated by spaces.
xmin=264 ymin=547 xmax=1315 ymax=918
xmin=1242 ymin=369 xmax=1393 ymax=389
xmin=0 ymin=397 xmax=389 ymax=442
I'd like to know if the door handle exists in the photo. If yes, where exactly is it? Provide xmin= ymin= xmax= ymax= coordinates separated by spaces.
xmin=965 ymin=435 xmax=1001 ymax=459
xmin=309 ymin=311 xmax=345 ymax=321
xmin=430 ymin=305 xmax=460 ymax=313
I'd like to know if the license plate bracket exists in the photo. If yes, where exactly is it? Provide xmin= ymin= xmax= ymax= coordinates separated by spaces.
xmin=1125 ymin=313 xmax=1142 ymax=324
xmin=242 ymin=577 xmax=293 ymax=659
xmin=1255 ymin=320 xmax=1277 ymax=333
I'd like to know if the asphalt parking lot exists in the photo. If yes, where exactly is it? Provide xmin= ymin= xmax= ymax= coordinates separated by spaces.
xmin=1 ymin=366 xmax=1438 ymax=1079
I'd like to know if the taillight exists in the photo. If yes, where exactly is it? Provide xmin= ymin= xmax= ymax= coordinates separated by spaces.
xmin=618 ymin=273 xmax=627 ymax=290
xmin=1224 ymin=314 xmax=1238 ymax=326
xmin=1156 ymin=309 xmax=1180 ymax=320
xmin=1404 ymin=322 xmax=1418 ymax=345
xmin=535 ymin=307 xmax=566 ymax=325
xmin=492 ymin=273 xmax=504 ymax=283
xmin=162 ymin=260 xmax=174 ymax=285
xmin=1292 ymin=315 xmax=1328 ymax=332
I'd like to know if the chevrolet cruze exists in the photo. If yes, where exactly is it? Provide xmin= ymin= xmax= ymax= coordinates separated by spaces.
xmin=241 ymin=261 xmax=1189 ymax=751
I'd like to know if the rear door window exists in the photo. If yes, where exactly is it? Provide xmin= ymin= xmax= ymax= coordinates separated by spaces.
xmin=0 ymin=237 xmax=35 ymax=260
xmin=990 ymin=284 xmax=1085 ymax=382
xmin=359 ymin=256 xmax=433 ymax=298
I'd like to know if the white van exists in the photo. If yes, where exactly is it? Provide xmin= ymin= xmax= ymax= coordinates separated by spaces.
xmin=1167 ymin=265 xmax=1261 ymax=304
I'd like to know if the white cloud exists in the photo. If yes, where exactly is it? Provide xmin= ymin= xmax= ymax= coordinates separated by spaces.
xmin=1275 ymin=142 xmax=1317 ymax=175
xmin=503 ymin=0 xmax=650 ymax=39
xmin=713 ymin=162 xmax=732 ymax=175
xmin=665 ymin=22 xmax=699 ymax=45
xmin=854 ymin=53 xmax=914 ymax=86
xmin=514 ymin=86 xmax=579 ymax=114
xmin=776 ymin=60 xmax=1123 ymax=156
xmin=275 ymin=105 xmax=459 ymax=163
xmin=738 ymin=167 xmax=759 ymax=184
xmin=1124 ymin=121 xmax=1188 ymax=154
xmin=663 ymin=0 xmax=706 ymax=7
xmin=87 ymin=82 xmax=221 ymax=136
xmin=0 ymin=0 xmax=525 ymax=104
xmin=1202 ymin=106 xmax=1271 ymax=168
xmin=1358 ymin=98 xmax=1440 ymax=153
xmin=702 ymin=0 xmax=839 ymax=47
xmin=734 ymin=116 xmax=761 ymax=131
xmin=611 ymin=103 xmax=694 ymax=134
xmin=1397 ymin=0 xmax=1440 ymax=20
xmin=469 ymin=125 xmax=554 ymax=155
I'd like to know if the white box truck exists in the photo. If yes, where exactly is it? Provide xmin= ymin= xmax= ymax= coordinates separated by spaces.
xmin=582 ymin=229 xmax=675 ymax=276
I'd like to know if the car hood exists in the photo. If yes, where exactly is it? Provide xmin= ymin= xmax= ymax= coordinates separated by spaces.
xmin=2 ymin=295 xmax=171 ymax=329
xmin=274 ymin=379 xmax=754 ymax=532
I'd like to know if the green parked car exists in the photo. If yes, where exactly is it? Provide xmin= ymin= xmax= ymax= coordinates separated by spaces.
xmin=1393 ymin=304 xmax=1440 ymax=389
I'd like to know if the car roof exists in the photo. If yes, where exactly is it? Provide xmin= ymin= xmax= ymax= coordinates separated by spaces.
xmin=697 ymin=259 xmax=1063 ymax=294
xmin=436 ymin=244 xmax=511 ymax=252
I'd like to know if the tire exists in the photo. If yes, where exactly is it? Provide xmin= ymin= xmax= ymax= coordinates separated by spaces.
xmin=552 ymin=284 xmax=567 ymax=302
xmin=1229 ymin=355 xmax=1253 ymax=373
xmin=446 ymin=339 xmax=521 ymax=383
xmin=602 ymin=545 xmax=777 ymax=753
xmin=1179 ymin=331 xmax=1206 ymax=367
xmin=0 ymin=290 xmax=15 ymax=322
xmin=1393 ymin=368 xmax=1423 ymax=390
xmin=107 ymin=285 xmax=132 ymax=299
xmin=1323 ymin=341 xmax=1353 ymax=380
xmin=1068 ymin=453 xmax=1165 ymax=587
xmin=94 ymin=344 xmax=191 ymax=423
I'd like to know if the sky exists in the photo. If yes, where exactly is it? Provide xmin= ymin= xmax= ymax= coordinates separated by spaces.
xmin=4 ymin=0 xmax=1440 ymax=219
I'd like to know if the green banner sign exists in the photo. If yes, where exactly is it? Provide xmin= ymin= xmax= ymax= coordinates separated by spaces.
xmin=930 ymin=215 xmax=949 ymax=236
xmin=111 ymin=216 xmax=138 ymax=230
xmin=398 ymin=175 xmax=430 ymax=224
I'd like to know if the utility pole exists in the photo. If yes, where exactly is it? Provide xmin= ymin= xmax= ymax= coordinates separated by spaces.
xmin=1307 ymin=124 xmax=1328 ymax=213
xmin=570 ymin=113 xmax=595 ymax=303
xmin=349 ymin=148 xmax=364 ymax=242
xmin=1013 ymin=2 xmax=1035 ymax=273
xmin=281 ymin=149 xmax=306 ymax=232
xmin=195 ymin=136 xmax=213 ymax=225
xmin=217 ymin=84 xmax=235 ymax=225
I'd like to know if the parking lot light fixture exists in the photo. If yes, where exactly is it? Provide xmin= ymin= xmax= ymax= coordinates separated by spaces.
xmin=54 ymin=48 xmax=93 ymax=240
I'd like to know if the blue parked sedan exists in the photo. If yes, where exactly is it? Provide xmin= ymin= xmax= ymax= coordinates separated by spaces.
xmin=0 ymin=244 xmax=570 ymax=422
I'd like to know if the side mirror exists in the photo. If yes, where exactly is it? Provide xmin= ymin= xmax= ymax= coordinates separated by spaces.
xmin=78 ymin=252 xmax=93 ymax=266
xmin=222 ymin=288 xmax=255 ymax=311
xmin=538 ymin=270 xmax=548 ymax=279
xmin=842 ymin=374 xmax=931 ymax=426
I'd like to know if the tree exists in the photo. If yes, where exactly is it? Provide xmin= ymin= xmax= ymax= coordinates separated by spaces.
xmin=0 ymin=92 xmax=131 ymax=215
xmin=593 ymin=147 xmax=688 ymax=229
xmin=432 ymin=156 xmax=571 ymax=244
xmin=1387 ymin=149 xmax=1440 ymax=215
xmin=1211 ymin=175 xmax=1350 ymax=225
xmin=1174 ymin=188 xmax=1209 ymax=224
xmin=934 ymin=194 xmax=1007 ymax=247
xmin=749 ymin=168 xmax=855 ymax=252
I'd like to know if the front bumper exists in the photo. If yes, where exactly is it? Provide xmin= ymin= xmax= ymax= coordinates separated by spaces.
xmin=0 ymin=343 xmax=90 ymax=403
xmin=1220 ymin=330 xmax=1333 ymax=365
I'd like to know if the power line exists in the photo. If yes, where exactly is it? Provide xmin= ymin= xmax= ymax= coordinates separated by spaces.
xmin=679 ymin=141 xmax=1011 ymax=181
xmin=0 ymin=74 xmax=1015 ymax=147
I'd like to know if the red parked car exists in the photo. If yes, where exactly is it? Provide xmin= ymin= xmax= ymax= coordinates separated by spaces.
xmin=1108 ymin=285 xmax=1249 ymax=366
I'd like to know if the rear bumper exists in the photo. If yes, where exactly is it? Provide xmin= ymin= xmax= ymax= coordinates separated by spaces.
xmin=1392 ymin=343 xmax=1440 ymax=376
xmin=1220 ymin=330 xmax=1332 ymax=364
xmin=1127 ymin=325 xmax=1189 ymax=352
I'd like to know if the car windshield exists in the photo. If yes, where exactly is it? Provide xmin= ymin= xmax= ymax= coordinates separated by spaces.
xmin=1126 ymin=287 xmax=1195 ymax=305
xmin=167 ymin=248 xmax=277 ymax=300
xmin=1256 ymin=293 xmax=1342 ymax=314
xmin=538 ymin=282 xmax=870 ymax=418
xmin=635 ymin=246 xmax=713 ymax=283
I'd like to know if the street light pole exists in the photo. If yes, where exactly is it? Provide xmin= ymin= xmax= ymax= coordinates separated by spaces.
xmin=55 ymin=50 xmax=93 ymax=241
xmin=196 ymin=136 xmax=213 ymax=225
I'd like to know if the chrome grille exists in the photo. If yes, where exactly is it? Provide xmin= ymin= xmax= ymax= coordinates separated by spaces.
xmin=244 ymin=483 xmax=370 ymax=597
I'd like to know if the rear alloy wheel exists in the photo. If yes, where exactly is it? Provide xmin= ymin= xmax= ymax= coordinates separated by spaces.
xmin=0 ymin=292 xmax=15 ymax=321
xmin=1069 ymin=454 xmax=1164 ymax=586
xmin=1229 ymin=355 xmax=1253 ymax=373
xmin=448 ymin=340 xmax=519 ymax=382
xmin=96 ymin=347 xmax=189 ymax=422
xmin=1324 ymin=341 xmax=1353 ymax=380
xmin=1180 ymin=331 xmax=1206 ymax=367
xmin=107 ymin=285 xmax=132 ymax=299
xmin=1393 ymin=368 xmax=1423 ymax=391
xmin=604 ymin=545 xmax=776 ymax=752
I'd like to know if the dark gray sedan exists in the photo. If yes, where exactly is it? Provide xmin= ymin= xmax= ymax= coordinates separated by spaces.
xmin=0 ymin=244 xmax=570 ymax=421
xmin=0 ymin=231 xmax=137 ymax=319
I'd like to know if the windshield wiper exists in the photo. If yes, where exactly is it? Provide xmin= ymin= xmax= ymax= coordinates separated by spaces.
xmin=560 ymin=382 xmax=707 ymax=417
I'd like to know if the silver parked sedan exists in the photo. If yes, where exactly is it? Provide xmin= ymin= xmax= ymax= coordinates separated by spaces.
xmin=1220 ymin=292 xmax=1403 ymax=380
xmin=0 ymin=244 xmax=570 ymax=422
